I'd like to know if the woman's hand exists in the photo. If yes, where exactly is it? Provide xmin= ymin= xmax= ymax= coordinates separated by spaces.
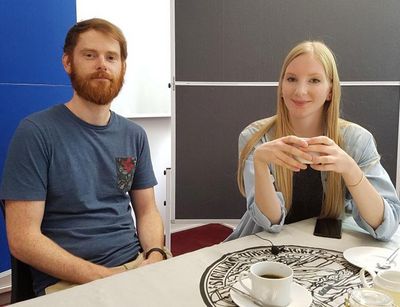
xmin=305 ymin=136 xmax=356 ymax=175
xmin=253 ymin=135 xmax=312 ymax=172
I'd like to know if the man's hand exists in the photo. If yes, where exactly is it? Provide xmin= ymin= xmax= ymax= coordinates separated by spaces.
xmin=140 ymin=251 xmax=164 ymax=266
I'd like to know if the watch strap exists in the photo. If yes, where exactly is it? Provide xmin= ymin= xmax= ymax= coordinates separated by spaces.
xmin=145 ymin=247 xmax=167 ymax=260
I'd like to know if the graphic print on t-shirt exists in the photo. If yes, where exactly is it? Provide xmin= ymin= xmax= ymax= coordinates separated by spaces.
xmin=116 ymin=157 xmax=137 ymax=192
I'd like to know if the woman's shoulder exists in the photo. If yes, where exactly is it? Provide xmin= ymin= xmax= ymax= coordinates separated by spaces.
xmin=339 ymin=119 xmax=378 ymax=160
xmin=240 ymin=116 xmax=276 ymax=141
xmin=339 ymin=119 xmax=374 ymax=141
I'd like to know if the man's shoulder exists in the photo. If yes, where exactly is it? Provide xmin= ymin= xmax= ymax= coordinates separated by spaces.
xmin=113 ymin=112 xmax=146 ymax=135
xmin=26 ymin=104 xmax=62 ymax=119
xmin=22 ymin=104 xmax=63 ymax=126
xmin=15 ymin=105 xmax=64 ymax=136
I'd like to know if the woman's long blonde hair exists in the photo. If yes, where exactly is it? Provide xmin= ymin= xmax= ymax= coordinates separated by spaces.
xmin=237 ymin=41 xmax=345 ymax=218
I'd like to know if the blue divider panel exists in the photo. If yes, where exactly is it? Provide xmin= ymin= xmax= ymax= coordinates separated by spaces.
xmin=0 ymin=0 xmax=75 ymax=84
xmin=0 ymin=0 xmax=76 ymax=274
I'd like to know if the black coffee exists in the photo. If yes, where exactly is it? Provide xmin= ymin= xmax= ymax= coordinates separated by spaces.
xmin=260 ymin=274 xmax=283 ymax=279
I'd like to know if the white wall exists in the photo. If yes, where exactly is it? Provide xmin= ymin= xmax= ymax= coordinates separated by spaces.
xmin=76 ymin=0 xmax=174 ymax=225
xmin=77 ymin=0 xmax=171 ymax=117
xmin=76 ymin=0 xmax=174 ymax=227
xmin=130 ymin=117 xmax=171 ymax=222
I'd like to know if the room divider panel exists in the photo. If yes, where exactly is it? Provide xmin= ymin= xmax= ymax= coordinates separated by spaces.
xmin=171 ymin=0 xmax=400 ymax=221
xmin=0 ymin=0 xmax=76 ymax=276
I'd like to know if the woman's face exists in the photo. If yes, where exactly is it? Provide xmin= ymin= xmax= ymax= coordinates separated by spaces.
xmin=281 ymin=53 xmax=332 ymax=123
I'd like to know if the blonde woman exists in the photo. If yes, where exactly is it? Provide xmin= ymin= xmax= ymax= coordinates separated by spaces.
xmin=227 ymin=41 xmax=399 ymax=241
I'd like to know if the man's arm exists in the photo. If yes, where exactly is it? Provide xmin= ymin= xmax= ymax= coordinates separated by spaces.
xmin=130 ymin=188 xmax=165 ymax=264
xmin=5 ymin=200 xmax=123 ymax=284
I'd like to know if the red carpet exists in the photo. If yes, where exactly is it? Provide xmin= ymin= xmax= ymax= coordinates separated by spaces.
xmin=171 ymin=223 xmax=233 ymax=256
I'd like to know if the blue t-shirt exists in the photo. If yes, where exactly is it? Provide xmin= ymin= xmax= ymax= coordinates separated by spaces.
xmin=0 ymin=104 xmax=157 ymax=294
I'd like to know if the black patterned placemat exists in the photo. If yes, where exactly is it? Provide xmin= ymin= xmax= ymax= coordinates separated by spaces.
xmin=200 ymin=245 xmax=363 ymax=307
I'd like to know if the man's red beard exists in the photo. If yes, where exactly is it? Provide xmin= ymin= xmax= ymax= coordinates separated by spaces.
xmin=70 ymin=65 xmax=124 ymax=105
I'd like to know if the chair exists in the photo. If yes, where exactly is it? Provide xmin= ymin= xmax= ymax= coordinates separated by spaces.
xmin=1 ymin=201 xmax=35 ymax=303
xmin=10 ymin=256 xmax=35 ymax=303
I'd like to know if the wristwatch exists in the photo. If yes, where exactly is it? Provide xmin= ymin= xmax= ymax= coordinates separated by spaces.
xmin=145 ymin=247 xmax=167 ymax=260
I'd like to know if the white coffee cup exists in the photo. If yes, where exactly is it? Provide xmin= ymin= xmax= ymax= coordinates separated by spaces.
xmin=239 ymin=261 xmax=293 ymax=306
xmin=360 ymin=268 xmax=400 ymax=306
xmin=294 ymin=152 xmax=320 ymax=164
xmin=293 ymin=137 xmax=320 ymax=164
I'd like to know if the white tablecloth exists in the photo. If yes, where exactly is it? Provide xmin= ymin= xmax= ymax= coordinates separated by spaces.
xmin=13 ymin=217 xmax=400 ymax=306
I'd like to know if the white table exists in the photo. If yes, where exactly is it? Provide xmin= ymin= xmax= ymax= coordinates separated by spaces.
xmin=13 ymin=217 xmax=400 ymax=306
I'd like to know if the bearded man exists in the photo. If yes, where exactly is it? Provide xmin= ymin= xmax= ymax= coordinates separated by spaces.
xmin=0 ymin=18 xmax=169 ymax=297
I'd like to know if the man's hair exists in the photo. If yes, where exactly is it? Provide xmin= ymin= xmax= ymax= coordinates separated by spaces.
xmin=63 ymin=18 xmax=127 ymax=61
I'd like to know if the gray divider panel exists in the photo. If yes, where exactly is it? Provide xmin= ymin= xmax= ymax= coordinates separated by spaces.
xmin=175 ymin=86 xmax=398 ymax=219
xmin=340 ymin=87 xmax=399 ymax=181
xmin=176 ymin=86 xmax=276 ymax=219
xmin=176 ymin=0 xmax=400 ymax=81
xmin=174 ymin=0 xmax=400 ymax=219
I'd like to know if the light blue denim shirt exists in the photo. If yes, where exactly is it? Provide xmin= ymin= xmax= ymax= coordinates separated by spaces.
xmin=227 ymin=118 xmax=400 ymax=241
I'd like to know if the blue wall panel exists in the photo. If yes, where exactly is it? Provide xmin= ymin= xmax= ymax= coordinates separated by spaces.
xmin=0 ymin=0 xmax=76 ymax=274
xmin=0 ymin=0 xmax=76 ymax=84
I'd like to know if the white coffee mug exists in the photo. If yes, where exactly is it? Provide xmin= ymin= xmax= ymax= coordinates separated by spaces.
xmin=239 ymin=261 xmax=293 ymax=306
xmin=293 ymin=137 xmax=320 ymax=164
xmin=360 ymin=268 xmax=400 ymax=306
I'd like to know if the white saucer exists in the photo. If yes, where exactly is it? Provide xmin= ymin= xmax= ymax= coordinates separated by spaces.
xmin=343 ymin=246 xmax=400 ymax=271
xmin=230 ymin=278 xmax=312 ymax=307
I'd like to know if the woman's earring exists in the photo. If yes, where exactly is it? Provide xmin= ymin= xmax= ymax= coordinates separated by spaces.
xmin=327 ymin=93 xmax=332 ymax=101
